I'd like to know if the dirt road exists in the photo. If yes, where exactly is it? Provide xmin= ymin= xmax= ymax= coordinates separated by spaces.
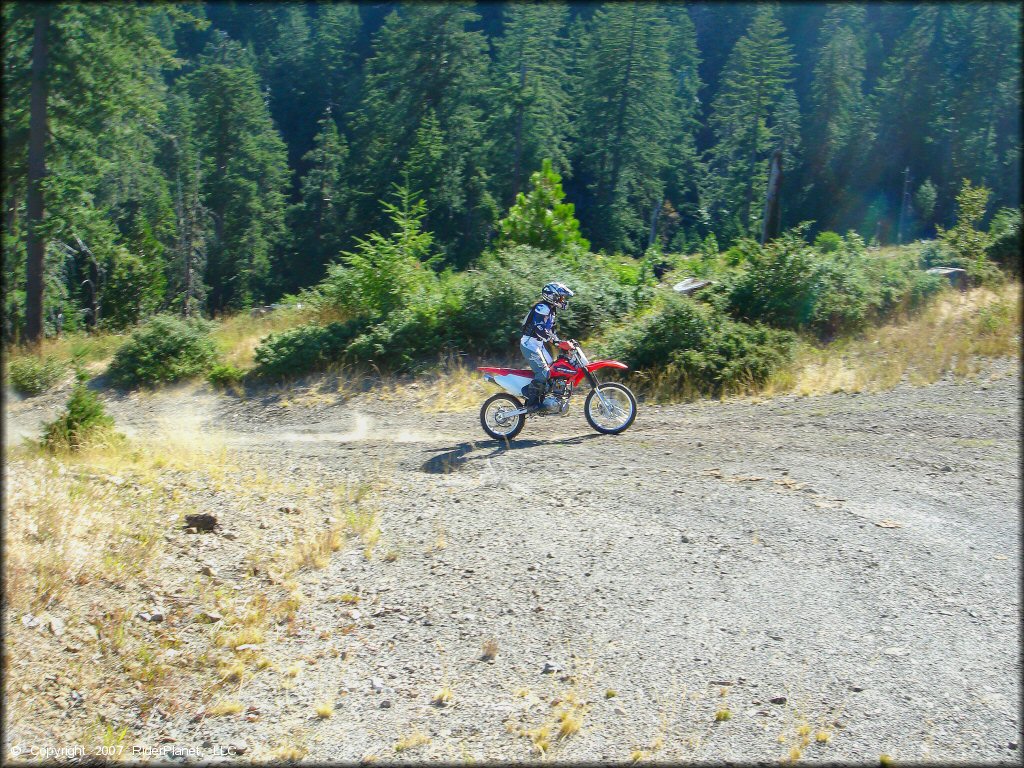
xmin=4 ymin=363 xmax=1020 ymax=762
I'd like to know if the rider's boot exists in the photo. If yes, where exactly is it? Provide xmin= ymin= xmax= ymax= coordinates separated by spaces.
xmin=522 ymin=380 xmax=544 ymax=411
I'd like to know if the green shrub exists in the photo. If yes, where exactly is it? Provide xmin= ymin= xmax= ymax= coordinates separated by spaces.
xmin=603 ymin=293 xmax=795 ymax=397
xmin=814 ymin=231 xmax=843 ymax=253
xmin=987 ymin=207 xmax=1022 ymax=274
xmin=43 ymin=383 xmax=122 ymax=451
xmin=207 ymin=362 xmax=246 ymax=389
xmin=106 ymin=314 xmax=218 ymax=388
xmin=918 ymin=239 xmax=959 ymax=269
xmin=727 ymin=231 xmax=820 ymax=330
xmin=6 ymin=355 xmax=68 ymax=396
xmin=252 ymin=320 xmax=365 ymax=379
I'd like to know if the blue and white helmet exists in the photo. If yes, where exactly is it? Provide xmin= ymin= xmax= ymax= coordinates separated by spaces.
xmin=542 ymin=281 xmax=574 ymax=309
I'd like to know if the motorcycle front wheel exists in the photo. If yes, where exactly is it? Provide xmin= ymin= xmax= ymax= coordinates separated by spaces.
xmin=480 ymin=393 xmax=526 ymax=440
xmin=584 ymin=382 xmax=637 ymax=435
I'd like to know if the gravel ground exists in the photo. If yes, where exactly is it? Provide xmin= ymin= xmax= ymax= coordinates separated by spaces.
xmin=3 ymin=362 xmax=1020 ymax=763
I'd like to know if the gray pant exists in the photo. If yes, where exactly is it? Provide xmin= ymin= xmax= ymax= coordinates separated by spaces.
xmin=520 ymin=335 xmax=552 ymax=384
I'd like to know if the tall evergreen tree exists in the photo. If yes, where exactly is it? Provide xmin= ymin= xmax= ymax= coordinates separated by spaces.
xmin=804 ymin=5 xmax=869 ymax=230
xmin=706 ymin=6 xmax=796 ymax=242
xmin=286 ymin=108 xmax=351 ymax=291
xmin=2 ymin=3 xmax=187 ymax=342
xmin=576 ymin=2 xmax=676 ymax=254
xmin=659 ymin=3 xmax=705 ymax=246
xmin=183 ymin=34 xmax=289 ymax=310
xmin=488 ymin=2 xmax=574 ymax=204
xmin=350 ymin=4 xmax=495 ymax=265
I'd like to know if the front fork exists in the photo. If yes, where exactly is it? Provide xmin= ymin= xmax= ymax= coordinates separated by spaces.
xmin=585 ymin=369 xmax=613 ymax=411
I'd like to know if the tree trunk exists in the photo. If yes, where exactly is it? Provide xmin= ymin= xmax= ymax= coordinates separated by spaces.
xmin=24 ymin=6 xmax=50 ymax=346
xmin=760 ymin=150 xmax=783 ymax=244
xmin=511 ymin=54 xmax=526 ymax=202
xmin=606 ymin=3 xmax=639 ymax=210
xmin=743 ymin=88 xmax=763 ymax=233
xmin=648 ymin=197 xmax=662 ymax=249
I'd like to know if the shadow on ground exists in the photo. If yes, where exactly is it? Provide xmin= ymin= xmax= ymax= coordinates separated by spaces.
xmin=420 ymin=433 xmax=602 ymax=474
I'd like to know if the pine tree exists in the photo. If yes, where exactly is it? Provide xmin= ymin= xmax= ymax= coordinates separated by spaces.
xmin=659 ymin=4 xmax=705 ymax=248
xmin=183 ymin=34 xmax=289 ymax=310
xmin=804 ymin=6 xmax=869 ymax=231
xmin=350 ymin=5 xmax=494 ymax=265
xmin=576 ymin=2 xmax=676 ymax=255
xmin=286 ymin=108 xmax=351 ymax=290
xmin=3 ymin=3 xmax=187 ymax=342
xmin=488 ymin=2 xmax=574 ymax=204
xmin=706 ymin=6 xmax=796 ymax=242
xmin=496 ymin=158 xmax=589 ymax=256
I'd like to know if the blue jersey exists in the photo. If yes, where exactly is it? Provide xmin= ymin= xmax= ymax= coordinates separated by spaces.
xmin=521 ymin=301 xmax=557 ymax=342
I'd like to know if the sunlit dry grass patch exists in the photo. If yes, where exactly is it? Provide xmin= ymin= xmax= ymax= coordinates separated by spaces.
xmin=762 ymin=281 xmax=1020 ymax=397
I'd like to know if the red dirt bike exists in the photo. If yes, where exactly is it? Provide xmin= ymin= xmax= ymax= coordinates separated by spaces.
xmin=477 ymin=339 xmax=637 ymax=440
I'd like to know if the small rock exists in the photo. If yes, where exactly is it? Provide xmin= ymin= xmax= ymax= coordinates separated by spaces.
xmin=1009 ymin=740 xmax=1018 ymax=751
xmin=138 ymin=609 xmax=166 ymax=623
xmin=258 ymin=520 xmax=271 ymax=529
xmin=235 ymin=644 xmax=261 ymax=651
xmin=542 ymin=662 xmax=560 ymax=674
xmin=47 ymin=617 xmax=65 ymax=637
xmin=184 ymin=513 xmax=217 ymax=532
xmin=613 ymin=705 xmax=627 ymax=716
xmin=849 ymin=685 xmax=865 ymax=692
xmin=228 ymin=741 xmax=248 ymax=755
xmin=371 ymin=677 xmax=385 ymax=692
xmin=347 ymin=609 xmax=361 ymax=621
xmin=770 ymin=696 xmax=787 ymax=705
xmin=680 ymin=534 xmax=690 ymax=543
xmin=196 ymin=610 xmax=223 ymax=623
xmin=379 ymin=700 xmax=392 ymax=709
xmin=198 ymin=565 xmax=217 ymax=577
xmin=883 ymin=646 xmax=908 ymax=657
xmin=222 ymin=531 xmax=238 ymax=541
xmin=21 ymin=613 xmax=39 ymax=629
xmin=940 ymin=465 xmax=953 ymax=472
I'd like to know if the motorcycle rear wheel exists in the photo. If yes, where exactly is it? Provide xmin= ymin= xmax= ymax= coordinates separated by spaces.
xmin=480 ymin=393 xmax=526 ymax=440
xmin=584 ymin=382 xmax=637 ymax=434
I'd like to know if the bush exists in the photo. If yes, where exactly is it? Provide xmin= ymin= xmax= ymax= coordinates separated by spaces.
xmin=987 ymin=207 xmax=1022 ymax=274
xmin=727 ymin=231 xmax=820 ymax=330
xmin=207 ymin=362 xmax=246 ymax=389
xmin=814 ymin=231 xmax=843 ymax=253
xmin=107 ymin=314 xmax=218 ymax=388
xmin=6 ymin=355 xmax=68 ymax=396
xmin=253 ymin=320 xmax=365 ymax=379
xmin=603 ymin=293 xmax=795 ymax=397
xmin=43 ymin=383 xmax=122 ymax=451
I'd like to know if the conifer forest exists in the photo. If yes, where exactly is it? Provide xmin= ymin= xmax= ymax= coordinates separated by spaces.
xmin=2 ymin=2 xmax=1020 ymax=347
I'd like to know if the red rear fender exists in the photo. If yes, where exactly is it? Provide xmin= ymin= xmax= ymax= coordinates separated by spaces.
xmin=478 ymin=367 xmax=535 ymax=377
xmin=586 ymin=360 xmax=628 ymax=372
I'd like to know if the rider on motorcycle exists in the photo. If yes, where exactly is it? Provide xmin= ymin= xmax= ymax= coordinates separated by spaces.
xmin=520 ymin=282 xmax=574 ymax=410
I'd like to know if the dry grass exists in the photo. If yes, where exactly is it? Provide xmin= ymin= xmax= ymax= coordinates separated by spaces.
xmin=315 ymin=701 xmax=334 ymax=719
xmin=211 ymin=305 xmax=324 ymax=369
xmin=206 ymin=699 xmax=244 ymax=717
xmin=415 ymin=363 xmax=493 ymax=413
xmin=4 ymin=456 xmax=165 ymax=613
xmin=3 ymin=406 xmax=379 ymax=751
xmin=480 ymin=637 xmax=499 ymax=661
xmin=432 ymin=687 xmax=454 ymax=706
xmin=394 ymin=731 xmax=432 ymax=752
xmin=763 ymin=282 xmax=1020 ymax=397
xmin=4 ymin=330 xmax=128 ymax=372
